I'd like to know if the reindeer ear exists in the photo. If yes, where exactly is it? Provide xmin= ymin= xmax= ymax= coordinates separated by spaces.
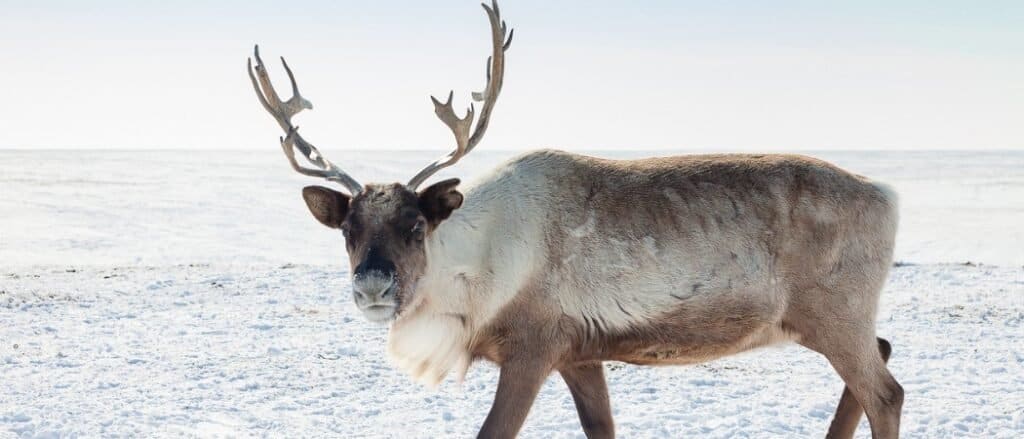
xmin=302 ymin=186 xmax=351 ymax=229
xmin=418 ymin=178 xmax=463 ymax=225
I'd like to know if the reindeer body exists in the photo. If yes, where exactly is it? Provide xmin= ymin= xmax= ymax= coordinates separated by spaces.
xmin=390 ymin=150 xmax=898 ymax=384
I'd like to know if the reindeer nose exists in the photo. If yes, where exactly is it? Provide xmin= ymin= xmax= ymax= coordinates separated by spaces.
xmin=353 ymin=247 xmax=397 ymax=301
xmin=353 ymin=271 xmax=396 ymax=301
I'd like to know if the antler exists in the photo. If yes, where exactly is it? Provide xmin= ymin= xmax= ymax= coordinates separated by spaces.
xmin=407 ymin=0 xmax=514 ymax=190
xmin=247 ymin=45 xmax=363 ymax=194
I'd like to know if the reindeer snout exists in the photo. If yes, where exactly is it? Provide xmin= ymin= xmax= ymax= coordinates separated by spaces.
xmin=352 ymin=271 xmax=396 ymax=302
xmin=351 ymin=270 xmax=398 ymax=323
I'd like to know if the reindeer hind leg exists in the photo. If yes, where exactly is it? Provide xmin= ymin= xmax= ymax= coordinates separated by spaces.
xmin=822 ymin=337 xmax=895 ymax=439
xmin=799 ymin=326 xmax=903 ymax=439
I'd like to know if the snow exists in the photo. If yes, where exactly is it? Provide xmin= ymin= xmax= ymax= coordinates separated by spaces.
xmin=3 ymin=263 xmax=1021 ymax=437
xmin=1 ymin=149 xmax=1023 ymax=437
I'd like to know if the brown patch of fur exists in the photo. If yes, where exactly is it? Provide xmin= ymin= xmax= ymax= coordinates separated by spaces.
xmin=472 ymin=289 xmax=782 ymax=369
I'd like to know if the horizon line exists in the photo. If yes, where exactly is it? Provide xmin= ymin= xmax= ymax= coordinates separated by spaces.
xmin=3 ymin=146 xmax=1023 ymax=153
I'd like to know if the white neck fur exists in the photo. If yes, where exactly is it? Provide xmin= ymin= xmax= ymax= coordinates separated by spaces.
xmin=385 ymin=168 xmax=546 ymax=386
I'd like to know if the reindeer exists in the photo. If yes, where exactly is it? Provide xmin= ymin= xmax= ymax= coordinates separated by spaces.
xmin=247 ymin=2 xmax=903 ymax=437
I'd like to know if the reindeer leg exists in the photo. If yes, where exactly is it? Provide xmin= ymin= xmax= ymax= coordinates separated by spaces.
xmin=477 ymin=358 xmax=551 ymax=439
xmin=560 ymin=362 xmax=614 ymax=439
xmin=803 ymin=333 xmax=903 ymax=439
xmin=826 ymin=338 xmax=894 ymax=439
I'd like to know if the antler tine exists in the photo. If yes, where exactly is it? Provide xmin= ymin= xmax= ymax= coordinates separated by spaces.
xmin=250 ymin=46 xmax=283 ymax=115
xmin=407 ymin=0 xmax=513 ymax=189
xmin=504 ymin=26 xmax=514 ymax=50
xmin=247 ymin=45 xmax=362 ymax=194
xmin=247 ymin=57 xmax=276 ymax=119
xmin=430 ymin=91 xmax=475 ymax=154
xmin=279 ymin=57 xmax=314 ymax=117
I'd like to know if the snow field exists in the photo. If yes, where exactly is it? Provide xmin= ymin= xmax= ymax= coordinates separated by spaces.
xmin=2 ymin=263 xmax=1021 ymax=438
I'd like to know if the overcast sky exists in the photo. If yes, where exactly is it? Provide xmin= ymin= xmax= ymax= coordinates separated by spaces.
xmin=1 ymin=0 xmax=1021 ymax=151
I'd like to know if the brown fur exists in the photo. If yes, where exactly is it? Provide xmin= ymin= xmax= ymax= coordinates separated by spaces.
xmin=826 ymin=338 xmax=897 ymax=439
xmin=560 ymin=362 xmax=614 ymax=439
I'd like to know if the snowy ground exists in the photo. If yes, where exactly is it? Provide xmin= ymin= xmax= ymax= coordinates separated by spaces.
xmin=2 ymin=263 xmax=1021 ymax=438
xmin=2 ymin=150 xmax=1023 ymax=437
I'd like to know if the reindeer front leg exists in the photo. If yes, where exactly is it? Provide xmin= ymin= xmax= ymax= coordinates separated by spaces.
xmin=477 ymin=358 xmax=552 ymax=439
xmin=560 ymin=362 xmax=614 ymax=439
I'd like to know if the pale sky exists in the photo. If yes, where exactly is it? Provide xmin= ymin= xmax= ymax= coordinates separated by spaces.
xmin=1 ymin=0 xmax=1021 ymax=151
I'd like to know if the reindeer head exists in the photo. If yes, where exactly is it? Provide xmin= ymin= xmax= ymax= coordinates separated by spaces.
xmin=247 ymin=1 xmax=512 ymax=323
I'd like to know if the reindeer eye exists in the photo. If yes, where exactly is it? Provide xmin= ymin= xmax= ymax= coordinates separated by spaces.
xmin=411 ymin=219 xmax=426 ymax=240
